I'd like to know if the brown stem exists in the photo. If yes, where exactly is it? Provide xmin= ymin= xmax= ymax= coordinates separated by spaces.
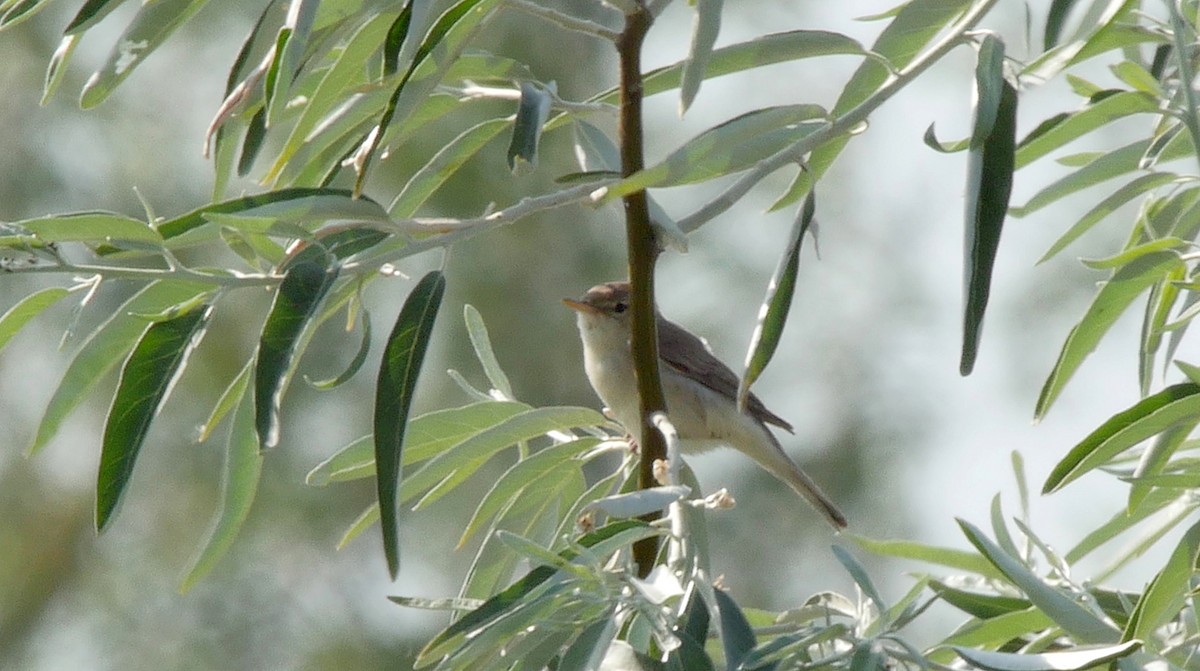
xmin=616 ymin=2 xmax=663 ymax=579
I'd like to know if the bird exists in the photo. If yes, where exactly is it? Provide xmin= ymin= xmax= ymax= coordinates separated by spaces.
xmin=563 ymin=280 xmax=847 ymax=529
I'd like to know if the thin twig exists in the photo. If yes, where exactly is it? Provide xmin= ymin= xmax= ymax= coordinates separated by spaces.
xmin=505 ymin=0 xmax=621 ymax=42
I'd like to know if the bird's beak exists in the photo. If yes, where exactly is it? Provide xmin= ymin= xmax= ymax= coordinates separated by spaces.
xmin=562 ymin=298 xmax=600 ymax=314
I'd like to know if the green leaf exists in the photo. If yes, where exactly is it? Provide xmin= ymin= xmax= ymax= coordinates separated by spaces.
xmin=558 ymin=616 xmax=617 ymax=671
xmin=463 ymin=303 xmax=513 ymax=399
xmin=847 ymin=533 xmax=1003 ymax=578
xmin=261 ymin=10 xmax=399 ymax=184
xmin=1036 ymin=173 xmax=1180 ymax=262
xmin=198 ymin=361 xmax=253 ymax=443
xmin=19 ymin=212 xmax=161 ymax=245
xmin=304 ymin=401 xmax=531 ymax=485
xmin=390 ymin=117 xmax=509 ymax=218
xmin=42 ymin=34 xmax=78 ymax=105
xmin=930 ymin=580 xmax=1031 ymax=619
xmin=0 ymin=0 xmax=53 ymax=31
xmin=28 ymin=280 xmax=212 ymax=456
xmin=0 ymin=286 xmax=70 ymax=355
xmin=398 ymin=406 xmax=607 ymax=504
xmin=1043 ymin=383 xmax=1200 ymax=493
xmin=678 ymin=0 xmax=723 ymax=115
xmin=506 ymin=82 xmax=552 ymax=175
xmin=601 ymin=105 xmax=828 ymax=202
xmin=832 ymin=544 xmax=887 ymax=612
xmin=952 ymin=641 xmax=1141 ymax=671
xmin=1036 ymin=251 xmax=1184 ymax=419
xmin=931 ymin=608 xmax=1055 ymax=664
xmin=374 ymin=271 xmax=446 ymax=579
xmin=1066 ymin=488 xmax=1193 ymax=564
xmin=79 ymin=0 xmax=212 ymax=109
xmin=306 ymin=306 xmax=372 ymax=390
xmin=1128 ymin=419 xmax=1196 ymax=510
xmin=1014 ymin=92 xmax=1160 ymax=169
xmin=1123 ymin=519 xmax=1200 ymax=642
xmin=457 ymin=438 xmax=597 ymax=547
xmin=739 ymin=191 xmax=813 ymax=410
xmin=179 ymin=370 xmax=262 ymax=593
xmin=254 ymin=258 xmax=338 ymax=448
xmin=1011 ymin=139 xmax=1151 ymax=217
xmin=962 ymin=36 xmax=1017 ymax=376
xmin=64 ymin=0 xmax=128 ymax=34
xmin=713 ymin=587 xmax=756 ymax=671
xmin=97 ymin=305 xmax=212 ymax=530
xmin=1022 ymin=0 xmax=1141 ymax=83
xmin=1044 ymin=0 xmax=1080 ymax=50
xmin=957 ymin=520 xmax=1121 ymax=644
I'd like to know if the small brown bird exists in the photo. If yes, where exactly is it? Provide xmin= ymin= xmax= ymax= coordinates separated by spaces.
xmin=564 ymin=281 xmax=847 ymax=529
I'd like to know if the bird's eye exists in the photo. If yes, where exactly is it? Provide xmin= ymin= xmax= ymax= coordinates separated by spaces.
xmin=613 ymin=302 xmax=627 ymax=313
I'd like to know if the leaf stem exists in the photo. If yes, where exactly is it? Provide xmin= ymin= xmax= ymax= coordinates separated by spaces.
xmin=10 ymin=260 xmax=281 ymax=287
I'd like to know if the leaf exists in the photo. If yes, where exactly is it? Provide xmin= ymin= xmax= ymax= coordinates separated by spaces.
xmin=952 ymin=641 xmax=1141 ymax=671
xmin=304 ymin=401 xmax=531 ymax=485
xmin=1043 ymin=383 xmax=1200 ymax=493
xmin=600 ymin=105 xmax=828 ymax=202
xmin=463 ymin=304 xmax=512 ymax=398
xmin=739 ymin=191 xmax=813 ymax=410
xmin=1044 ymin=0 xmax=1080 ymax=50
xmin=558 ymin=616 xmax=617 ymax=671
xmin=678 ymin=0 xmax=722 ymax=115
xmin=0 ymin=286 xmax=70 ymax=355
xmin=97 ymin=305 xmax=212 ymax=530
xmin=79 ymin=0 xmax=212 ymax=109
xmin=506 ymin=82 xmax=553 ymax=175
xmin=1123 ymin=519 xmax=1200 ymax=642
xmin=374 ymin=271 xmax=446 ymax=580
xmin=1022 ymin=0 xmax=1141 ymax=83
xmin=957 ymin=520 xmax=1121 ymax=644
xmin=28 ymin=280 xmax=212 ymax=456
xmin=1036 ymin=251 xmax=1184 ymax=419
xmin=254 ymin=258 xmax=338 ymax=448
xmin=42 ymin=34 xmax=78 ymax=105
xmin=1014 ymin=91 xmax=1161 ymax=169
xmin=306 ymin=307 xmax=372 ymax=390
xmin=713 ymin=587 xmax=756 ymax=671
xmin=0 ymin=0 xmax=53 ymax=31
xmin=1128 ymin=419 xmax=1196 ymax=510
xmin=930 ymin=580 xmax=1031 ymax=619
xmin=1010 ymin=139 xmax=1150 ymax=217
xmin=19 ymin=212 xmax=161 ymax=245
xmin=832 ymin=544 xmax=887 ymax=612
xmin=179 ymin=371 xmax=262 ymax=593
xmin=962 ymin=35 xmax=1017 ymax=376
xmin=585 ymin=485 xmax=691 ymax=519
xmin=1036 ymin=173 xmax=1180 ymax=263
xmin=198 ymin=361 xmax=253 ymax=443
xmin=390 ymin=117 xmax=509 ymax=218
xmin=64 ymin=0 xmax=128 ymax=34
xmin=847 ymin=533 xmax=1003 ymax=578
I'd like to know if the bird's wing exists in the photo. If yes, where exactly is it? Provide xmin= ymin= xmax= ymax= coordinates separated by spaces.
xmin=657 ymin=317 xmax=794 ymax=433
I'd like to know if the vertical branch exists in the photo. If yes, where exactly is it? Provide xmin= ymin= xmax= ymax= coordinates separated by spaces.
xmin=616 ymin=2 xmax=664 ymax=578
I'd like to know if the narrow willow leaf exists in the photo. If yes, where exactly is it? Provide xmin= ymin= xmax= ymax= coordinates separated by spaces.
xmin=420 ymin=520 xmax=647 ymax=661
xmin=463 ymin=304 xmax=512 ymax=399
xmin=179 ymin=372 xmax=263 ymax=593
xmin=457 ymin=438 xmax=597 ymax=547
xmin=506 ymin=82 xmax=552 ymax=174
xmin=1066 ymin=488 xmax=1191 ymax=563
xmin=601 ymin=105 xmax=828 ymax=202
xmin=958 ymin=520 xmax=1121 ymax=644
xmin=352 ymin=0 xmax=502 ymax=196
xmin=337 ymin=502 xmax=379 ymax=549
xmin=713 ymin=587 xmax=756 ymax=671
xmin=953 ymin=641 xmax=1141 ymax=671
xmin=930 ymin=580 xmax=1031 ymax=619
xmin=79 ymin=0 xmax=211 ymax=109
xmin=375 ymin=271 xmax=446 ymax=579
xmin=847 ymin=533 xmax=1003 ymax=578
xmin=20 ymin=211 xmax=161 ymax=245
xmin=1036 ymin=173 xmax=1179 ymax=262
xmin=261 ymin=10 xmax=398 ymax=184
xmin=254 ymin=258 xmax=338 ymax=448
xmin=923 ymin=122 xmax=969 ymax=153
xmin=29 ymin=280 xmax=212 ymax=456
xmin=1022 ymin=0 xmax=1140 ymax=83
xmin=962 ymin=35 xmax=1017 ymax=376
xmin=390 ymin=117 xmax=509 ymax=218
xmin=0 ymin=286 xmax=70 ymax=354
xmin=931 ymin=608 xmax=1055 ymax=665
xmin=307 ymin=307 xmax=371 ymax=390
xmin=832 ymin=545 xmax=887 ymax=613
xmin=739 ymin=191 xmax=813 ymax=410
xmin=198 ymin=361 xmax=253 ymax=443
xmin=0 ymin=0 xmax=53 ymax=30
xmin=1129 ymin=420 xmax=1197 ymax=510
xmin=558 ymin=616 xmax=617 ymax=671
xmin=41 ymin=34 xmax=78 ymax=105
xmin=1044 ymin=0 xmax=1080 ymax=50
xmin=64 ymin=0 xmax=128 ymax=34
xmin=586 ymin=485 xmax=691 ymax=519
xmin=678 ymin=0 xmax=722 ymax=115
xmin=781 ymin=0 xmax=974 ymax=209
xmin=1043 ymin=383 xmax=1200 ymax=493
xmin=1123 ymin=519 xmax=1200 ymax=644
xmin=1011 ymin=139 xmax=1150 ymax=217
xmin=1036 ymin=251 xmax=1184 ymax=419
xmin=1014 ymin=91 xmax=1160 ymax=169
xmin=97 ymin=306 xmax=212 ymax=531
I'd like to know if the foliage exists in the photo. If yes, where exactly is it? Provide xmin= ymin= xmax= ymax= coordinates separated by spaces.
xmin=2 ymin=0 xmax=1200 ymax=669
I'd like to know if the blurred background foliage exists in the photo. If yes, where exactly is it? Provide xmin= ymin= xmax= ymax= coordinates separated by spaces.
xmin=0 ymin=0 xmax=1179 ymax=669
